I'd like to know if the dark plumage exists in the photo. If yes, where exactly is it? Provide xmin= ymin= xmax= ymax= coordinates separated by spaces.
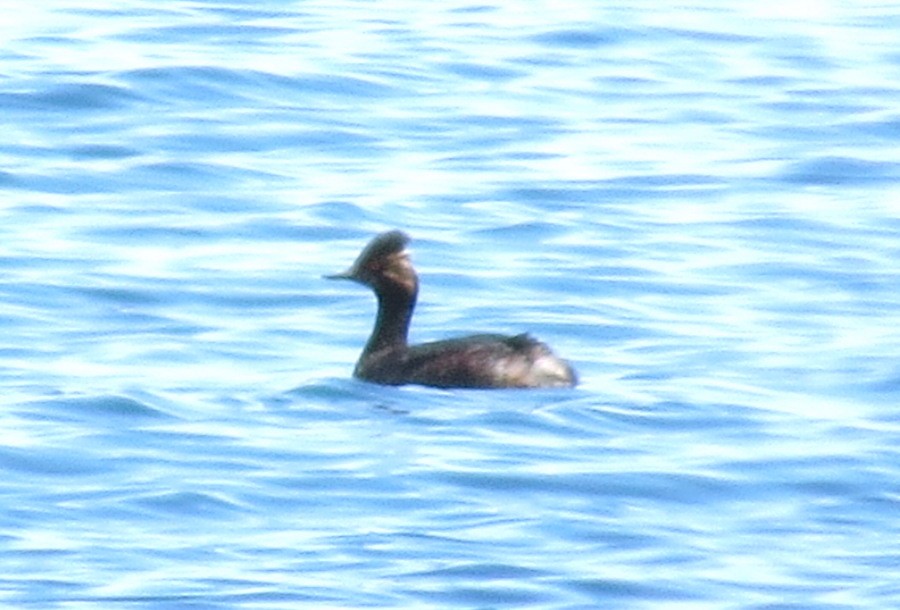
xmin=326 ymin=230 xmax=577 ymax=389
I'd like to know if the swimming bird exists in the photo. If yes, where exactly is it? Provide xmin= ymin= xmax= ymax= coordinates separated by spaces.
xmin=326 ymin=230 xmax=577 ymax=389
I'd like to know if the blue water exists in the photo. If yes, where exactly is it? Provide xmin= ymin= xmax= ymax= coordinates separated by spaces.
xmin=3 ymin=1 xmax=900 ymax=608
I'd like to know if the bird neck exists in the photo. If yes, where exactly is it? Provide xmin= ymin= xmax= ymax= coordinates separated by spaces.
xmin=364 ymin=285 xmax=416 ymax=354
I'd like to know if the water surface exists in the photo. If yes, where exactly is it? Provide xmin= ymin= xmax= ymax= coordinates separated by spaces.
xmin=2 ymin=1 xmax=900 ymax=608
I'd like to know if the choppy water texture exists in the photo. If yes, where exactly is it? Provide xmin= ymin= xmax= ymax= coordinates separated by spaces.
xmin=3 ymin=1 xmax=900 ymax=608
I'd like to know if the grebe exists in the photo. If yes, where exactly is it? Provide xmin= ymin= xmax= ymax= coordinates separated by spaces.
xmin=326 ymin=230 xmax=577 ymax=389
